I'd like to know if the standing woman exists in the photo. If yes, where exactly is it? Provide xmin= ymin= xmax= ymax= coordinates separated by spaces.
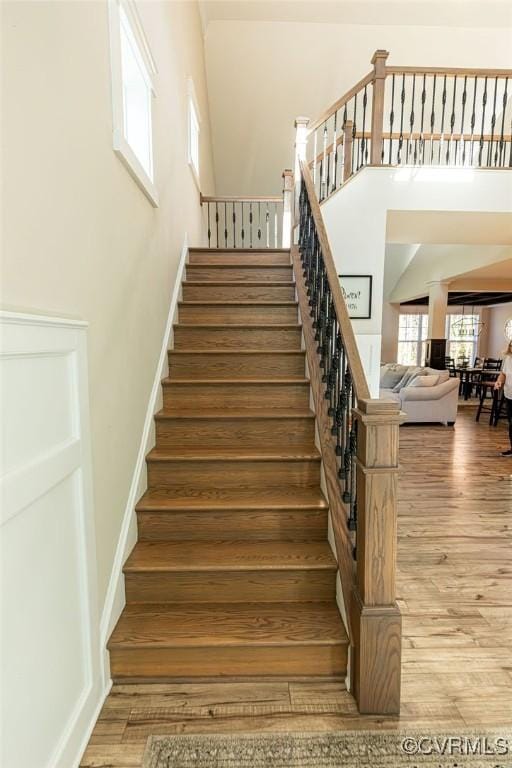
xmin=495 ymin=341 xmax=512 ymax=456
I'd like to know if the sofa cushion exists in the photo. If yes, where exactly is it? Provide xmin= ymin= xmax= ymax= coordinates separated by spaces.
xmin=409 ymin=374 xmax=439 ymax=387
xmin=379 ymin=388 xmax=401 ymax=403
xmin=392 ymin=365 xmax=424 ymax=392
xmin=380 ymin=363 xmax=408 ymax=389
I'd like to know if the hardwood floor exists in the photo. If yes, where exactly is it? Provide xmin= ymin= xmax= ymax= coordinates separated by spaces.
xmin=81 ymin=408 xmax=512 ymax=767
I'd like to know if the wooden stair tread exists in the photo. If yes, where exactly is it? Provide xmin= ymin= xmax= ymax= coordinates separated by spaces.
xmin=162 ymin=377 xmax=309 ymax=385
xmin=188 ymin=248 xmax=291 ymax=253
xmin=154 ymin=409 xmax=314 ymax=420
xmin=179 ymin=301 xmax=298 ymax=306
xmin=124 ymin=540 xmax=337 ymax=572
xmin=109 ymin=602 xmax=347 ymax=648
xmin=169 ymin=349 xmax=304 ymax=354
xmin=174 ymin=323 xmax=301 ymax=329
xmin=183 ymin=281 xmax=296 ymax=287
xmin=136 ymin=487 xmax=328 ymax=511
xmin=147 ymin=447 xmax=320 ymax=461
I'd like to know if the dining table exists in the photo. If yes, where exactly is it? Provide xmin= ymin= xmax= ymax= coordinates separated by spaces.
xmin=453 ymin=366 xmax=500 ymax=401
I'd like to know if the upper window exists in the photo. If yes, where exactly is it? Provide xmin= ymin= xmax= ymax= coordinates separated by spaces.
xmin=446 ymin=314 xmax=479 ymax=366
xmin=397 ymin=313 xmax=428 ymax=367
xmin=187 ymin=78 xmax=200 ymax=185
xmin=109 ymin=0 xmax=158 ymax=206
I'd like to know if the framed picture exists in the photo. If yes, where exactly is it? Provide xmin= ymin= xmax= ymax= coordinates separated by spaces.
xmin=339 ymin=275 xmax=373 ymax=319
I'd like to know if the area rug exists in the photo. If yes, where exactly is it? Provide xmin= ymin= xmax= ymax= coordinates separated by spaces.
xmin=142 ymin=731 xmax=512 ymax=767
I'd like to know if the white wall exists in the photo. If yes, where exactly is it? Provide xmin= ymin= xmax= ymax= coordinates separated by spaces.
xmin=1 ymin=2 xmax=214 ymax=760
xmin=321 ymin=167 xmax=512 ymax=393
xmin=204 ymin=18 xmax=512 ymax=194
xmin=1 ymin=0 xmax=214 ymax=615
xmin=0 ymin=313 xmax=102 ymax=768
xmin=486 ymin=303 xmax=512 ymax=357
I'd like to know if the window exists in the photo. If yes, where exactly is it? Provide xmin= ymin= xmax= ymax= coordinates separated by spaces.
xmin=397 ymin=314 xmax=428 ymax=367
xmin=187 ymin=79 xmax=200 ymax=184
xmin=109 ymin=0 xmax=158 ymax=206
xmin=446 ymin=314 xmax=479 ymax=365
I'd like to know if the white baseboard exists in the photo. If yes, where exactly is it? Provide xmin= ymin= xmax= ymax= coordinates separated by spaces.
xmin=98 ymin=235 xmax=189 ymax=675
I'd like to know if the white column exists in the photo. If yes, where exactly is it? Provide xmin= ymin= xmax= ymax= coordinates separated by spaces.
xmin=427 ymin=281 xmax=449 ymax=339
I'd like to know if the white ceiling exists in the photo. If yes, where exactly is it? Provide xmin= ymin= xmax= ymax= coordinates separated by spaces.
xmin=199 ymin=1 xmax=512 ymax=31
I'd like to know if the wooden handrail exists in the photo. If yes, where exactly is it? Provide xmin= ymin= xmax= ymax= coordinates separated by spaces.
xmin=307 ymin=71 xmax=374 ymax=134
xmin=299 ymin=160 xmax=370 ymax=401
xmin=200 ymin=194 xmax=283 ymax=203
xmin=387 ymin=65 xmax=512 ymax=77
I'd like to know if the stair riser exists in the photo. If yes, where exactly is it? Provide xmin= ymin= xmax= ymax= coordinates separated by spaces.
xmin=178 ymin=304 xmax=298 ymax=325
xmin=155 ymin=417 xmax=314 ymax=449
xmin=136 ymin=509 xmax=328 ymax=541
xmin=110 ymin=644 xmax=347 ymax=680
xmin=147 ymin=459 xmax=321 ymax=489
xmin=186 ymin=265 xmax=293 ymax=282
xmin=182 ymin=284 xmax=296 ymax=301
xmin=168 ymin=352 xmax=305 ymax=378
xmin=124 ymin=569 xmax=336 ymax=603
xmin=189 ymin=251 xmax=291 ymax=265
xmin=174 ymin=326 xmax=302 ymax=350
xmin=163 ymin=382 xmax=310 ymax=410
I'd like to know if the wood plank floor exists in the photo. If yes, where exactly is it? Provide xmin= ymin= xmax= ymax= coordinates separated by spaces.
xmin=81 ymin=408 xmax=512 ymax=767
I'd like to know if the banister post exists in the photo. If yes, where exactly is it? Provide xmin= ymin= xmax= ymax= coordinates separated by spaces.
xmin=343 ymin=120 xmax=354 ymax=182
xmin=350 ymin=397 xmax=402 ymax=714
xmin=281 ymin=169 xmax=294 ymax=249
xmin=370 ymin=49 xmax=389 ymax=165
xmin=294 ymin=116 xmax=309 ymax=223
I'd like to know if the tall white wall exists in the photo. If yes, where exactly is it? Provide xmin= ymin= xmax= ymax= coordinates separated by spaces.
xmin=485 ymin=303 xmax=512 ymax=357
xmin=204 ymin=19 xmax=512 ymax=194
xmin=1 ymin=2 xmax=215 ymax=761
xmin=321 ymin=167 xmax=512 ymax=394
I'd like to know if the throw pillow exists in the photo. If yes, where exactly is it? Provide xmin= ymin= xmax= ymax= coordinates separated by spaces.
xmin=409 ymin=374 xmax=439 ymax=388
xmin=392 ymin=366 xmax=425 ymax=392
xmin=437 ymin=370 xmax=450 ymax=384
xmin=380 ymin=364 xmax=408 ymax=389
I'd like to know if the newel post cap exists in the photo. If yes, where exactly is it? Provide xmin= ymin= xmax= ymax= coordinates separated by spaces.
xmin=371 ymin=49 xmax=389 ymax=64
xmin=294 ymin=116 xmax=310 ymax=128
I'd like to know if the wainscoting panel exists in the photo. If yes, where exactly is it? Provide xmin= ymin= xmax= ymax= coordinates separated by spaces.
xmin=0 ymin=312 xmax=104 ymax=768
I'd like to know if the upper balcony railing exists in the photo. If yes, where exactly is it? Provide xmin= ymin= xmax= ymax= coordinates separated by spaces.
xmin=296 ymin=51 xmax=512 ymax=203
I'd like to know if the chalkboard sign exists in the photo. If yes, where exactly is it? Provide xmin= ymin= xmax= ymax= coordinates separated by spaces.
xmin=339 ymin=275 xmax=372 ymax=319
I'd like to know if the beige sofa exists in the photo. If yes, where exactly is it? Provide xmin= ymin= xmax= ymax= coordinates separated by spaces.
xmin=380 ymin=364 xmax=460 ymax=425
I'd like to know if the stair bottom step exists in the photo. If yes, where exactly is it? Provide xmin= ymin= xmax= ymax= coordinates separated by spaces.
xmin=110 ymin=644 xmax=347 ymax=680
xmin=109 ymin=602 xmax=348 ymax=680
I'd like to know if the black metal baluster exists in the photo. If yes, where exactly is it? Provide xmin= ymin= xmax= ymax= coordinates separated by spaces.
xmin=388 ymin=74 xmax=395 ymax=164
xmin=265 ymin=204 xmax=270 ymax=248
xmin=478 ymin=76 xmax=488 ymax=167
xmin=258 ymin=202 xmax=262 ymax=243
xmin=398 ymin=74 xmax=405 ymax=164
xmin=407 ymin=74 xmax=415 ymax=162
xmin=352 ymin=93 xmax=358 ymax=171
xmin=361 ymin=85 xmax=368 ymax=167
xmin=429 ymin=74 xmax=437 ymax=164
xmin=241 ymin=203 xmax=245 ymax=248
xmin=249 ymin=203 xmax=253 ymax=248
xmin=460 ymin=76 xmax=468 ymax=166
xmin=215 ymin=203 xmax=219 ymax=248
xmin=448 ymin=76 xmax=457 ymax=164
xmin=332 ymin=111 xmax=338 ymax=192
xmin=439 ymin=75 xmax=447 ymax=164
xmin=487 ymin=76 xmax=498 ymax=166
xmin=224 ymin=202 xmax=228 ymax=248
xmin=469 ymin=77 xmax=478 ymax=166
xmin=498 ymin=78 xmax=508 ymax=167
xmin=207 ymin=202 xmax=211 ymax=247
xmin=419 ymin=74 xmax=426 ymax=164
xmin=232 ymin=202 xmax=236 ymax=248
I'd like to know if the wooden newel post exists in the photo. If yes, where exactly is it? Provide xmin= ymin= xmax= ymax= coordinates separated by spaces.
xmin=294 ymin=116 xmax=310 ymax=222
xmin=350 ymin=398 xmax=402 ymax=714
xmin=343 ymin=120 xmax=354 ymax=182
xmin=281 ymin=169 xmax=294 ymax=248
xmin=370 ymin=49 xmax=389 ymax=165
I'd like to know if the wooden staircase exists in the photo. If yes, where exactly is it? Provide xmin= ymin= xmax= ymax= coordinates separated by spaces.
xmin=108 ymin=248 xmax=348 ymax=681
